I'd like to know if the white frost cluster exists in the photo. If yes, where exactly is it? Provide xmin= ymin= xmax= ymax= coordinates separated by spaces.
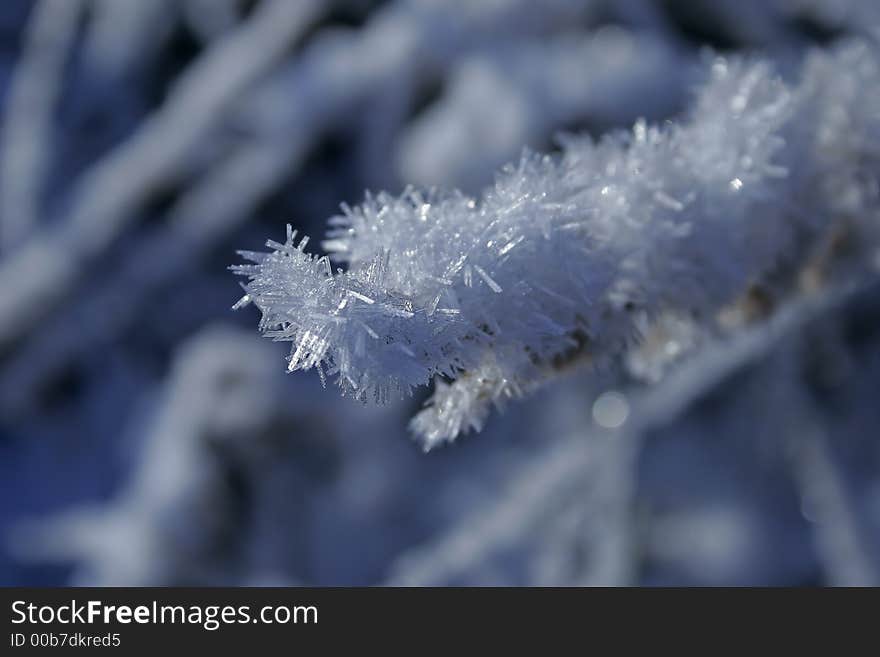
xmin=234 ymin=39 xmax=880 ymax=449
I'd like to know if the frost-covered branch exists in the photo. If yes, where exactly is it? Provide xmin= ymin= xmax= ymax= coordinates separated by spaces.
xmin=235 ymin=39 xmax=880 ymax=449
xmin=0 ymin=0 xmax=609 ymax=417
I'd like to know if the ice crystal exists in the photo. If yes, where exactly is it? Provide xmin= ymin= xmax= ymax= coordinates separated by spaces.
xmin=234 ymin=39 xmax=880 ymax=449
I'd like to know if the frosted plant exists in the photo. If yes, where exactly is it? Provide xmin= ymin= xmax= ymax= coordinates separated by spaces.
xmin=234 ymin=38 xmax=880 ymax=449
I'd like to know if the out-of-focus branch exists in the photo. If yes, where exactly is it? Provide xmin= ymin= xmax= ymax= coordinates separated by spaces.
xmin=790 ymin=424 xmax=879 ymax=585
xmin=0 ymin=0 xmax=325 ymax=352
xmin=8 ymin=327 xmax=292 ymax=585
xmin=396 ymin=28 xmax=690 ymax=191
xmin=81 ymin=0 xmax=177 ymax=81
xmin=181 ymin=0 xmax=243 ymax=45
xmin=387 ymin=430 xmax=638 ymax=585
xmin=0 ymin=0 xmax=85 ymax=249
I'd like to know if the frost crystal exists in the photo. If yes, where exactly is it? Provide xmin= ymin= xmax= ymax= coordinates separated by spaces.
xmin=234 ymin=39 xmax=880 ymax=449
